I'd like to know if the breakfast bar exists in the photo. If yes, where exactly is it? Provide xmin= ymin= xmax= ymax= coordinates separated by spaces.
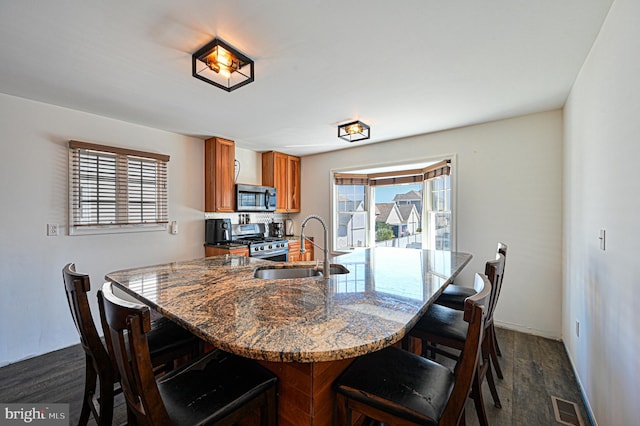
xmin=106 ymin=247 xmax=472 ymax=426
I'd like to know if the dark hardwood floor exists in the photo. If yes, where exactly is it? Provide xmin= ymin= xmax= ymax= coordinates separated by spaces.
xmin=0 ymin=328 xmax=591 ymax=426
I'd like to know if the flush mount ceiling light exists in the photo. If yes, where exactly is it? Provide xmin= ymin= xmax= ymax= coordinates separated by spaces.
xmin=192 ymin=38 xmax=254 ymax=92
xmin=338 ymin=120 xmax=370 ymax=142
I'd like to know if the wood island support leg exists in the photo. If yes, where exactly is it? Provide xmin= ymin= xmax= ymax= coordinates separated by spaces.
xmin=257 ymin=358 xmax=354 ymax=426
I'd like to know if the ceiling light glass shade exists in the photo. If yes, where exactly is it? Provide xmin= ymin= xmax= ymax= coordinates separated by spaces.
xmin=338 ymin=120 xmax=370 ymax=142
xmin=192 ymin=38 xmax=254 ymax=92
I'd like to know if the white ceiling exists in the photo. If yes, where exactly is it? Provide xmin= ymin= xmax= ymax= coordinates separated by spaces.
xmin=0 ymin=1 xmax=612 ymax=156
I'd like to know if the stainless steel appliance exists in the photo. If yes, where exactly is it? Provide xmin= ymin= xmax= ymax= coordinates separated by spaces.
xmin=232 ymin=223 xmax=288 ymax=261
xmin=205 ymin=218 xmax=231 ymax=244
xmin=236 ymin=184 xmax=277 ymax=212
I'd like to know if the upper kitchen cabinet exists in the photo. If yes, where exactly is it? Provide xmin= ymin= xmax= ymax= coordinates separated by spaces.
xmin=205 ymin=137 xmax=235 ymax=212
xmin=262 ymin=151 xmax=301 ymax=213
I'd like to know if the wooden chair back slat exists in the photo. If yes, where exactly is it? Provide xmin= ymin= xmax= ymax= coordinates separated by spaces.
xmin=99 ymin=283 xmax=171 ymax=426
xmin=441 ymin=273 xmax=492 ymax=425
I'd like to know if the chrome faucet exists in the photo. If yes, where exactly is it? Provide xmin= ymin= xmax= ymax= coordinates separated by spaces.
xmin=300 ymin=215 xmax=330 ymax=278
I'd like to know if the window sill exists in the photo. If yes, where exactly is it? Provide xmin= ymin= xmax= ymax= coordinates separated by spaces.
xmin=69 ymin=223 xmax=167 ymax=236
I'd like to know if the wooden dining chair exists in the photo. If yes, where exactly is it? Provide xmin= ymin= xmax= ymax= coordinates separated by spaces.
xmin=407 ymin=254 xmax=506 ymax=426
xmin=62 ymin=263 xmax=203 ymax=426
xmin=334 ymin=273 xmax=491 ymax=426
xmin=98 ymin=282 xmax=278 ymax=426
xmin=435 ymin=242 xmax=508 ymax=374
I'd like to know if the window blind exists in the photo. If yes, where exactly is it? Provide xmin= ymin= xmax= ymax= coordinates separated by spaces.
xmin=69 ymin=141 xmax=169 ymax=231
xmin=334 ymin=160 xmax=451 ymax=186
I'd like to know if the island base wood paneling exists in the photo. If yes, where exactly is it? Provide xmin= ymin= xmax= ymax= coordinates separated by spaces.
xmin=257 ymin=358 xmax=357 ymax=426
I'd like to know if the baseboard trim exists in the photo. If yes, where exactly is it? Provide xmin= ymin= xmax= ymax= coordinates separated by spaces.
xmin=494 ymin=320 xmax=561 ymax=340
xmin=562 ymin=344 xmax=598 ymax=426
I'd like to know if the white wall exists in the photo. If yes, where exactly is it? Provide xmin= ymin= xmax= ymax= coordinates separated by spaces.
xmin=0 ymin=93 xmax=206 ymax=366
xmin=235 ymin=146 xmax=262 ymax=185
xmin=301 ymin=111 xmax=564 ymax=338
xmin=564 ymin=0 xmax=640 ymax=424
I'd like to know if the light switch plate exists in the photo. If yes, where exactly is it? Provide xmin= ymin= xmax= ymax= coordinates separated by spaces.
xmin=599 ymin=229 xmax=606 ymax=250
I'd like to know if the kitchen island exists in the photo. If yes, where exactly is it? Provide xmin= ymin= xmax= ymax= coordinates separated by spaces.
xmin=106 ymin=247 xmax=472 ymax=426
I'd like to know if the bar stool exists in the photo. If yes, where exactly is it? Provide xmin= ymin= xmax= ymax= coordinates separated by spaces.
xmin=62 ymin=263 xmax=202 ymax=426
xmin=435 ymin=242 xmax=508 ymax=374
xmin=408 ymin=254 xmax=506 ymax=426
xmin=335 ymin=273 xmax=491 ymax=426
xmin=99 ymin=282 xmax=277 ymax=425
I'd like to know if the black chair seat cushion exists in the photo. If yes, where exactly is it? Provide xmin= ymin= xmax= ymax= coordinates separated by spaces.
xmin=415 ymin=304 xmax=468 ymax=344
xmin=435 ymin=284 xmax=476 ymax=308
xmin=157 ymin=349 xmax=277 ymax=426
xmin=336 ymin=346 xmax=454 ymax=425
xmin=147 ymin=316 xmax=199 ymax=358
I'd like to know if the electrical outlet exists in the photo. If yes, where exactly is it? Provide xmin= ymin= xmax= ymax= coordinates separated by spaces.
xmin=575 ymin=320 xmax=580 ymax=337
xmin=47 ymin=223 xmax=59 ymax=237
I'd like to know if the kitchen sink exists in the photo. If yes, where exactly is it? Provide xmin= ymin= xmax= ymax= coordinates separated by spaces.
xmin=253 ymin=264 xmax=350 ymax=279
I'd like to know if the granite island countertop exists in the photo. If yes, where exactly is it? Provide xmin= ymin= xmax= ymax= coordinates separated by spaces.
xmin=106 ymin=247 xmax=471 ymax=362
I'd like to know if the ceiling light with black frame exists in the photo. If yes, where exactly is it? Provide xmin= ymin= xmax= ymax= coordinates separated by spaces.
xmin=192 ymin=38 xmax=254 ymax=92
xmin=338 ymin=120 xmax=370 ymax=142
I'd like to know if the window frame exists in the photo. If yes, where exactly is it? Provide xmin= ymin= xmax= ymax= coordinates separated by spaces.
xmin=68 ymin=140 xmax=170 ymax=236
xmin=334 ymin=182 xmax=369 ymax=250
xmin=331 ymin=156 xmax=456 ymax=253
xmin=423 ymin=174 xmax=453 ymax=250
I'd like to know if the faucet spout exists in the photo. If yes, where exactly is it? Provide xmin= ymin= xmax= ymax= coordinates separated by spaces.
xmin=300 ymin=215 xmax=330 ymax=279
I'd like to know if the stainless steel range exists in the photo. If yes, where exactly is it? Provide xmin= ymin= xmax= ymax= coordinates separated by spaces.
xmin=231 ymin=223 xmax=289 ymax=261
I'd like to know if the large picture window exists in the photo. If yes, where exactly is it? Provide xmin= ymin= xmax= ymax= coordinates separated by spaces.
xmin=69 ymin=140 xmax=169 ymax=234
xmin=333 ymin=159 xmax=453 ymax=252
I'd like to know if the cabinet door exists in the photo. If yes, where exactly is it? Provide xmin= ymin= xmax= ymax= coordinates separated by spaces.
xmin=205 ymin=246 xmax=249 ymax=257
xmin=303 ymin=239 xmax=314 ymax=261
xmin=288 ymin=240 xmax=301 ymax=262
xmin=273 ymin=152 xmax=289 ymax=212
xmin=205 ymin=137 xmax=235 ymax=212
xmin=287 ymin=155 xmax=301 ymax=212
xmin=262 ymin=151 xmax=301 ymax=213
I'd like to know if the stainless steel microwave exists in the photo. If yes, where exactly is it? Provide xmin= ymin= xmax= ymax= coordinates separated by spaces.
xmin=236 ymin=184 xmax=277 ymax=212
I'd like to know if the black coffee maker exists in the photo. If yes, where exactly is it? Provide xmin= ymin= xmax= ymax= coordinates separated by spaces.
xmin=205 ymin=218 xmax=232 ymax=244
xmin=269 ymin=221 xmax=284 ymax=238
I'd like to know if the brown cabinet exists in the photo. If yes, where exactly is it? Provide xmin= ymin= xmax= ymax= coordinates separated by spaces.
xmin=205 ymin=246 xmax=249 ymax=257
xmin=262 ymin=151 xmax=301 ymax=213
xmin=288 ymin=239 xmax=314 ymax=262
xmin=205 ymin=137 xmax=235 ymax=212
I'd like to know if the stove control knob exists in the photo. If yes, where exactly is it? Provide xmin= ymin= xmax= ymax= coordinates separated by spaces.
xmin=254 ymin=247 xmax=259 ymax=252
xmin=268 ymin=244 xmax=273 ymax=249
xmin=260 ymin=246 xmax=265 ymax=250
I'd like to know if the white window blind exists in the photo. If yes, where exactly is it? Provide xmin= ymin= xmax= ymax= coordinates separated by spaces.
xmin=69 ymin=140 xmax=169 ymax=233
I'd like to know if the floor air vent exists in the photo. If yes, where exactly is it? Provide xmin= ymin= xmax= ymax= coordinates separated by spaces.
xmin=551 ymin=396 xmax=584 ymax=426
